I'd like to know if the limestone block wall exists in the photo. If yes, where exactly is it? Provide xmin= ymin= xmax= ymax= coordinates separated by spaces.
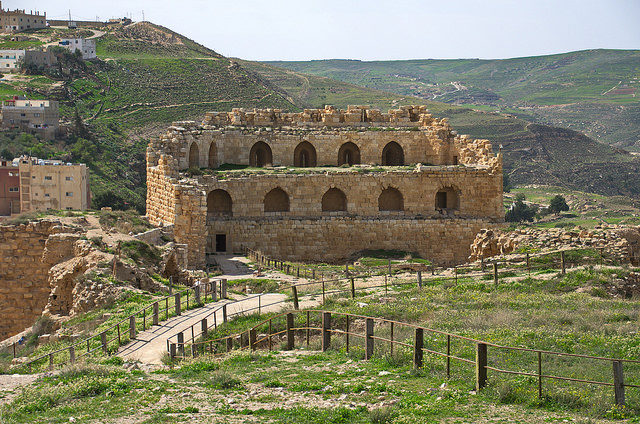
xmin=146 ymin=154 xmax=179 ymax=226
xmin=206 ymin=216 xmax=496 ymax=265
xmin=0 ymin=221 xmax=60 ymax=339
xmin=197 ymin=168 xmax=503 ymax=219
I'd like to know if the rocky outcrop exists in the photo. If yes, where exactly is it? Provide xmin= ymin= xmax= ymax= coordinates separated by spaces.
xmin=469 ymin=225 xmax=636 ymax=263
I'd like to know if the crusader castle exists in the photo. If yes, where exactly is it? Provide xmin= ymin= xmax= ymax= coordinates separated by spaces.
xmin=146 ymin=105 xmax=504 ymax=268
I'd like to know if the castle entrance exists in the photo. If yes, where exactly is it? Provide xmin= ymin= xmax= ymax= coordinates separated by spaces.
xmin=215 ymin=234 xmax=227 ymax=252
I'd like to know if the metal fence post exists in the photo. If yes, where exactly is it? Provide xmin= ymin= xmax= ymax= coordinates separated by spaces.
xmin=414 ymin=328 xmax=423 ymax=369
xmin=286 ymin=313 xmax=294 ymax=350
xmin=365 ymin=318 xmax=374 ymax=360
xmin=476 ymin=343 xmax=488 ymax=391
xmin=322 ymin=312 xmax=331 ymax=351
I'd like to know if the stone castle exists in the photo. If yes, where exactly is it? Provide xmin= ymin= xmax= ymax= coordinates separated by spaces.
xmin=146 ymin=105 xmax=504 ymax=268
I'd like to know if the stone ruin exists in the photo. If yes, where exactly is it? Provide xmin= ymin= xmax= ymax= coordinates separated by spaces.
xmin=146 ymin=105 xmax=505 ymax=268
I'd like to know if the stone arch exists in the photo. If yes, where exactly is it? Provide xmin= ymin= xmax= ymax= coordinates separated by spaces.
xmin=294 ymin=141 xmax=317 ymax=167
xmin=208 ymin=142 xmax=217 ymax=168
xmin=435 ymin=186 xmax=460 ymax=211
xmin=188 ymin=142 xmax=199 ymax=168
xmin=321 ymin=188 xmax=347 ymax=212
xmin=381 ymin=141 xmax=404 ymax=166
xmin=264 ymin=187 xmax=290 ymax=213
xmin=338 ymin=142 xmax=361 ymax=166
xmin=250 ymin=141 xmax=273 ymax=167
xmin=207 ymin=189 xmax=233 ymax=216
xmin=378 ymin=187 xmax=404 ymax=211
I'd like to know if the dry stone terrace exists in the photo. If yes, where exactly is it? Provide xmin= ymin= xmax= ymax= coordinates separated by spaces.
xmin=146 ymin=105 xmax=504 ymax=268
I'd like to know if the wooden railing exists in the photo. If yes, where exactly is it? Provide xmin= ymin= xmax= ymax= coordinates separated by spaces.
xmin=170 ymin=310 xmax=640 ymax=407
xmin=19 ymin=278 xmax=230 ymax=373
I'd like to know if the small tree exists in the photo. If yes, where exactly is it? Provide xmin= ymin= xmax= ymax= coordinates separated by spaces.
xmin=505 ymin=194 xmax=538 ymax=222
xmin=548 ymin=195 xmax=569 ymax=214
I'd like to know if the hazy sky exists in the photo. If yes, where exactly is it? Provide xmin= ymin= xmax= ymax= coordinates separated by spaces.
xmin=8 ymin=0 xmax=640 ymax=61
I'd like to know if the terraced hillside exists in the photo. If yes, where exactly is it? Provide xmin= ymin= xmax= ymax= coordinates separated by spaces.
xmin=267 ymin=50 xmax=640 ymax=150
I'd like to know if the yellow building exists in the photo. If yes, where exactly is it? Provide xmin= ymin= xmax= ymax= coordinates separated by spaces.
xmin=17 ymin=157 xmax=90 ymax=213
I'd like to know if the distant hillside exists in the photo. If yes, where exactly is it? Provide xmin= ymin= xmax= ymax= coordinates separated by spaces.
xmin=266 ymin=50 xmax=640 ymax=150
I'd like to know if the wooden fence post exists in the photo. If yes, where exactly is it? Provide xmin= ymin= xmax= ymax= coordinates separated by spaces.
xmin=49 ymin=353 xmax=54 ymax=371
xmin=292 ymin=285 xmax=299 ymax=310
xmin=286 ymin=313 xmax=294 ymax=350
xmin=201 ymin=318 xmax=208 ymax=339
xmin=129 ymin=315 xmax=136 ymax=339
xmin=476 ymin=343 xmax=488 ymax=391
xmin=177 ymin=332 xmax=184 ymax=357
xmin=192 ymin=343 xmax=198 ymax=358
xmin=537 ymin=351 xmax=542 ymax=399
xmin=221 ymin=279 xmax=228 ymax=299
xmin=174 ymin=293 xmax=181 ymax=316
xmin=153 ymin=302 xmax=159 ymax=326
xmin=170 ymin=343 xmax=176 ymax=358
xmin=413 ymin=328 xmax=423 ymax=369
xmin=223 ymin=304 xmax=228 ymax=323
xmin=454 ymin=266 xmax=458 ymax=284
xmin=388 ymin=258 xmax=392 ymax=276
xmin=350 ymin=278 xmax=355 ymax=299
xmin=561 ymin=251 xmax=566 ymax=275
xmin=226 ymin=337 xmax=233 ymax=352
xmin=417 ymin=271 xmax=422 ymax=288
xmin=527 ymin=253 xmax=530 ymax=276
xmin=249 ymin=328 xmax=257 ymax=351
xmin=322 ymin=312 xmax=331 ymax=351
xmin=493 ymin=263 xmax=499 ymax=287
xmin=322 ymin=278 xmax=325 ymax=303
xmin=297 ymin=267 xmax=300 ymax=277
xmin=101 ymin=332 xmax=108 ymax=354
xmin=212 ymin=280 xmax=217 ymax=302
xmin=613 ymin=361 xmax=626 ymax=406
xmin=365 ymin=318 xmax=374 ymax=360
xmin=69 ymin=346 xmax=75 ymax=364
xmin=195 ymin=284 xmax=201 ymax=304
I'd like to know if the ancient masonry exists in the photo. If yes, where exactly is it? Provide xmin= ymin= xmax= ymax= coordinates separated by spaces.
xmin=146 ymin=105 xmax=504 ymax=268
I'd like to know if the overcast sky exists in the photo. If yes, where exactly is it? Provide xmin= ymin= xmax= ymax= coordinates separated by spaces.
xmin=9 ymin=0 xmax=640 ymax=61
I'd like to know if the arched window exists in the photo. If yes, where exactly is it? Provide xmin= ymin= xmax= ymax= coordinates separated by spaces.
xmin=338 ymin=142 xmax=361 ymax=166
xmin=321 ymin=188 xmax=347 ymax=212
xmin=378 ymin=187 xmax=404 ymax=211
xmin=435 ymin=187 xmax=460 ymax=211
xmin=381 ymin=141 xmax=404 ymax=166
xmin=294 ymin=141 xmax=317 ymax=167
xmin=264 ymin=187 xmax=290 ymax=212
xmin=188 ymin=142 xmax=199 ymax=168
xmin=208 ymin=142 xmax=216 ymax=168
xmin=250 ymin=141 xmax=273 ymax=167
xmin=207 ymin=189 xmax=232 ymax=216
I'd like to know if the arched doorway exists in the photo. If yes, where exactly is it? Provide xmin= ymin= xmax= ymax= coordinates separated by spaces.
xmin=381 ymin=141 xmax=404 ymax=166
xmin=294 ymin=141 xmax=317 ymax=167
xmin=378 ymin=187 xmax=404 ymax=211
xmin=188 ymin=142 xmax=199 ymax=168
xmin=207 ymin=189 xmax=232 ymax=216
xmin=264 ymin=187 xmax=290 ymax=212
xmin=321 ymin=188 xmax=347 ymax=212
xmin=338 ymin=142 xmax=361 ymax=166
xmin=208 ymin=142 xmax=217 ymax=168
xmin=250 ymin=141 xmax=273 ymax=167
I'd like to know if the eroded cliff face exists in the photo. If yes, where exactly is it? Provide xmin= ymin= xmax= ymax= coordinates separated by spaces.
xmin=0 ymin=219 xmax=170 ymax=341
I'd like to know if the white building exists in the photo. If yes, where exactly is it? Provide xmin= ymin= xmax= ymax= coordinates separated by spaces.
xmin=0 ymin=49 xmax=24 ymax=72
xmin=58 ymin=38 xmax=96 ymax=60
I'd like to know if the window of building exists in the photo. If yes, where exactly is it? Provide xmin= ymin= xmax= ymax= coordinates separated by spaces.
xmin=34 ymin=113 xmax=40 ymax=117
xmin=44 ymin=176 xmax=52 ymax=181
xmin=66 ymin=207 xmax=72 ymax=210
xmin=8 ymin=187 xmax=18 ymax=192
xmin=66 ymin=192 xmax=73 ymax=197
xmin=44 ymin=193 xmax=49 ymax=197
xmin=65 ymin=176 xmax=73 ymax=181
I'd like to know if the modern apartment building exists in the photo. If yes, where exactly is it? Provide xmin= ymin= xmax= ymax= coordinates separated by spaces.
xmin=58 ymin=38 xmax=97 ymax=60
xmin=0 ymin=49 xmax=24 ymax=72
xmin=1 ymin=97 xmax=59 ymax=140
xmin=0 ymin=158 xmax=19 ymax=216
xmin=17 ymin=156 xmax=90 ymax=213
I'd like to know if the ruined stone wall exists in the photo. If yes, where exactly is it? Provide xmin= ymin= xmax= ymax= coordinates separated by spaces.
xmin=205 ymin=217 xmax=495 ymax=264
xmin=0 ymin=221 xmax=60 ymax=339
xmin=146 ymin=154 xmax=178 ymax=227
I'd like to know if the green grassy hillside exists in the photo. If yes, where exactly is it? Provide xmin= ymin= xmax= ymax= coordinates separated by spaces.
xmin=266 ymin=50 xmax=640 ymax=150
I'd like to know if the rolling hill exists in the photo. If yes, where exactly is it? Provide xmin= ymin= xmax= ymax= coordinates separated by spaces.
xmin=0 ymin=22 xmax=639 ymax=213
xmin=266 ymin=50 xmax=640 ymax=150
